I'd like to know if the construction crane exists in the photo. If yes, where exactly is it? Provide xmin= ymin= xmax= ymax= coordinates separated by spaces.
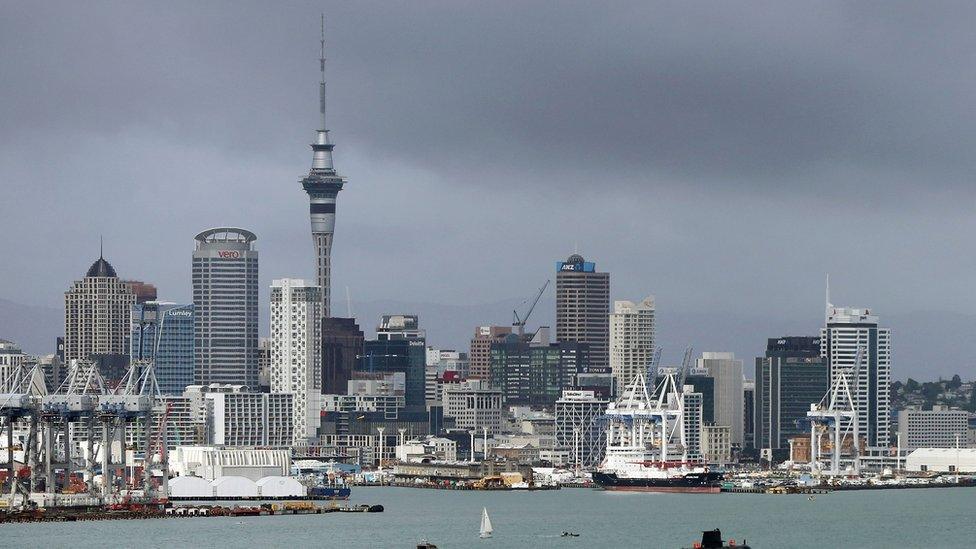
xmin=646 ymin=347 xmax=663 ymax=388
xmin=512 ymin=280 xmax=550 ymax=337
xmin=678 ymin=346 xmax=694 ymax=389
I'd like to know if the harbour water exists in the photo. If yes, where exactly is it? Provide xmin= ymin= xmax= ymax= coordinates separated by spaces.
xmin=4 ymin=486 xmax=974 ymax=548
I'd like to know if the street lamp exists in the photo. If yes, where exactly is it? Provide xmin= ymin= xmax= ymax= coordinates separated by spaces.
xmin=377 ymin=427 xmax=386 ymax=477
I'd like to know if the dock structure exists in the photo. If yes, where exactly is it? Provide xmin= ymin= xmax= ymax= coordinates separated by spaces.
xmin=0 ymin=360 xmax=169 ymax=510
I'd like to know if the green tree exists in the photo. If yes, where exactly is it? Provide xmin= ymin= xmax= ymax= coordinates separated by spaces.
xmin=905 ymin=378 xmax=920 ymax=392
xmin=949 ymin=374 xmax=962 ymax=390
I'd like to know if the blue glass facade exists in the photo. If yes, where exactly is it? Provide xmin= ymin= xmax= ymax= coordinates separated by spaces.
xmin=131 ymin=302 xmax=195 ymax=395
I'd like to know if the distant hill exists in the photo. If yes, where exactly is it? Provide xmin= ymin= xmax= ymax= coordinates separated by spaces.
xmin=0 ymin=298 xmax=61 ymax=355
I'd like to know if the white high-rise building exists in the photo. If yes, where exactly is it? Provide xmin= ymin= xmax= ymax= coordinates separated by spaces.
xmin=821 ymin=306 xmax=891 ymax=448
xmin=555 ymin=390 xmax=609 ymax=467
xmin=609 ymin=296 xmax=655 ymax=397
xmin=270 ymin=279 xmax=322 ymax=446
xmin=698 ymin=352 xmax=744 ymax=447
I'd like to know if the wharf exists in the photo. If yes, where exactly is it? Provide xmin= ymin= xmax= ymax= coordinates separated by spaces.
xmin=0 ymin=503 xmax=383 ymax=524
xmin=721 ymin=486 xmax=831 ymax=494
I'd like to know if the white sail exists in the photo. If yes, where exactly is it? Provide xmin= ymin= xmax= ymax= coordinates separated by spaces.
xmin=480 ymin=507 xmax=493 ymax=538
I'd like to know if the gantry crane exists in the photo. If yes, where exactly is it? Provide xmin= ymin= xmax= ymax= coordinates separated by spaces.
xmin=807 ymin=346 xmax=864 ymax=476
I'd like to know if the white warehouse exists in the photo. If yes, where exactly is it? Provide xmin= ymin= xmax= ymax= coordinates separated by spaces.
xmin=905 ymin=448 xmax=976 ymax=473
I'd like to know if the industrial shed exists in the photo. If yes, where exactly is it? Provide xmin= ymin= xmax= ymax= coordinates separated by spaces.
xmin=168 ymin=476 xmax=213 ymax=498
xmin=906 ymin=448 xmax=976 ymax=473
xmin=212 ymin=476 xmax=259 ymax=498
xmin=256 ymin=476 xmax=306 ymax=498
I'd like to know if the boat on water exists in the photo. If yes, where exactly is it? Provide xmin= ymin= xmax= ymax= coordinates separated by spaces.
xmin=479 ymin=507 xmax=493 ymax=539
xmin=592 ymin=372 xmax=724 ymax=494
xmin=683 ymin=528 xmax=751 ymax=549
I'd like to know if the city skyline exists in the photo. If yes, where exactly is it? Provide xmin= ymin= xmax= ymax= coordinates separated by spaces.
xmin=4 ymin=3 xmax=976 ymax=377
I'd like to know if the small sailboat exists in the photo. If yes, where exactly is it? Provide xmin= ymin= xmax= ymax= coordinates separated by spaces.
xmin=480 ymin=507 xmax=493 ymax=539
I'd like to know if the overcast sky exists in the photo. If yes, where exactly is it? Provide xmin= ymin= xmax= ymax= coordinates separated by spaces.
xmin=2 ymin=2 xmax=976 ymax=373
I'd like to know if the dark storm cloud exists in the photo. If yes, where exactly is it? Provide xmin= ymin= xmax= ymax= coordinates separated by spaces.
xmin=2 ymin=1 xmax=976 ymax=376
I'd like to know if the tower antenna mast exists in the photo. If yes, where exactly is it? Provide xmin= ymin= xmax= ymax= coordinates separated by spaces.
xmin=319 ymin=14 xmax=327 ymax=132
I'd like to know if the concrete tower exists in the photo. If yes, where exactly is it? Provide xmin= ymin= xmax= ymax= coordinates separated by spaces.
xmin=300 ymin=15 xmax=346 ymax=316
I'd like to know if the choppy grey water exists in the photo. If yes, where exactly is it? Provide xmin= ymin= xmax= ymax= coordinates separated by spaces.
xmin=3 ymin=486 xmax=972 ymax=548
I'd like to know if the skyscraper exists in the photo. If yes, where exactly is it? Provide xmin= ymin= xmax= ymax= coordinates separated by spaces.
xmin=270 ymin=279 xmax=322 ymax=445
xmin=300 ymin=17 xmax=346 ymax=316
xmin=469 ymin=326 xmax=512 ymax=380
xmin=555 ymin=254 xmax=610 ymax=372
xmin=754 ymin=336 xmax=829 ymax=451
xmin=192 ymin=228 xmax=259 ymax=389
xmin=821 ymin=306 xmax=891 ymax=448
xmin=608 ymin=296 xmax=655 ymax=396
xmin=698 ymin=352 xmax=744 ymax=448
xmin=64 ymin=252 xmax=136 ymax=365
xmin=321 ymin=317 xmax=364 ymax=395
xmin=361 ymin=315 xmax=426 ymax=410
xmin=130 ymin=301 xmax=195 ymax=395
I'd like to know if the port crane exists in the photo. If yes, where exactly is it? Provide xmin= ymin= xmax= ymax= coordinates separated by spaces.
xmin=512 ymin=280 xmax=550 ymax=337
xmin=807 ymin=346 xmax=864 ymax=476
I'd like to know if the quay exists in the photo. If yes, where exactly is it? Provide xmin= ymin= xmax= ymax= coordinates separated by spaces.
xmin=0 ymin=502 xmax=384 ymax=524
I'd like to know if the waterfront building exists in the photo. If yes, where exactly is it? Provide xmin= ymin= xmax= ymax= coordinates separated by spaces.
xmin=609 ymin=296 xmax=655 ymax=397
xmin=905 ymin=448 xmax=976 ymax=473
xmin=395 ymin=436 xmax=458 ymax=462
xmin=321 ymin=317 xmax=364 ymax=394
xmin=192 ymin=228 xmax=259 ymax=389
xmin=555 ymin=254 xmax=610 ymax=372
xmin=754 ymin=336 xmax=829 ymax=451
xmin=171 ymin=446 xmax=291 ymax=481
xmin=270 ymin=279 xmax=322 ymax=445
xmin=701 ymin=424 xmax=732 ymax=464
xmin=64 ymin=252 xmax=136 ymax=367
xmin=682 ymin=388 xmax=704 ymax=461
xmin=469 ymin=326 xmax=512 ymax=380
xmin=204 ymin=386 xmax=293 ymax=446
xmin=257 ymin=337 xmax=272 ymax=392
xmin=698 ymin=352 xmax=744 ymax=447
xmin=442 ymin=379 xmax=503 ymax=435
xmin=554 ymin=390 xmax=609 ymax=467
xmin=130 ymin=302 xmax=195 ymax=395
xmin=300 ymin=19 xmax=347 ymax=316
xmin=821 ymin=306 xmax=891 ymax=448
xmin=897 ymin=407 xmax=969 ymax=450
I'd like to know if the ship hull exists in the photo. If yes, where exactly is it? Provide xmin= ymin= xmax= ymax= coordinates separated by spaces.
xmin=592 ymin=471 xmax=723 ymax=494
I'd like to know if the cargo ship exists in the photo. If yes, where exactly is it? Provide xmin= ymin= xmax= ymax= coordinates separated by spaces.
xmin=592 ymin=460 xmax=723 ymax=493
xmin=593 ymin=372 xmax=723 ymax=493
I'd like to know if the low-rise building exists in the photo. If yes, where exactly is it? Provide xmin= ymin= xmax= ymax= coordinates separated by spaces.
xmin=906 ymin=448 xmax=976 ymax=473
xmin=702 ymin=425 xmax=732 ymax=464
xmin=170 ymin=446 xmax=291 ymax=481
xmin=442 ymin=379 xmax=503 ymax=435
xmin=897 ymin=407 xmax=969 ymax=450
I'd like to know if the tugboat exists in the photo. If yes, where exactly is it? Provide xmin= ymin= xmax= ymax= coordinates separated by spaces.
xmin=592 ymin=372 xmax=723 ymax=493
xmin=684 ymin=529 xmax=751 ymax=549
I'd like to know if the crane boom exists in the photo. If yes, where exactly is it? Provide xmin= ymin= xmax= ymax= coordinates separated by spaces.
xmin=513 ymin=280 xmax=550 ymax=336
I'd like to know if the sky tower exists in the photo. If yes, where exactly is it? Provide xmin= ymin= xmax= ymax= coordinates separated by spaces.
xmin=301 ymin=15 xmax=346 ymax=317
